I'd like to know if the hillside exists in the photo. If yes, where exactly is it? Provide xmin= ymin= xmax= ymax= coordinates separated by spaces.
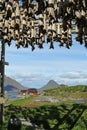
xmin=39 ymin=80 xmax=59 ymax=91
xmin=44 ymin=85 xmax=87 ymax=100
xmin=2 ymin=76 xmax=26 ymax=91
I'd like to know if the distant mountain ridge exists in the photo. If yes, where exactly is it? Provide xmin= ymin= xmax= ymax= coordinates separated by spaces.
xmin=39 ymin=80 xmax=60 ymax=91
xmin=1 ymin=76 xmax=26 ymax=91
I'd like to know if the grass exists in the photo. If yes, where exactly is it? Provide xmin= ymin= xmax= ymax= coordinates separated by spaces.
xmin=8 ymin=96 xmax=36 ymax=107
xmin=44 ymin=85 xmax=87 ymax=100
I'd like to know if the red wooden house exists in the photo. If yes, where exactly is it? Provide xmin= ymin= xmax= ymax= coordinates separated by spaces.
xmin=28 ymin=88 xmax=38 ymax=95
xmin=20 ymin=88 xmax=38 ymax=96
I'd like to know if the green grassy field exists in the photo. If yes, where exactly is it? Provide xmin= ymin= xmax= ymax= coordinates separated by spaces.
xmin=8 ymin=96 xmax=35 ymax=107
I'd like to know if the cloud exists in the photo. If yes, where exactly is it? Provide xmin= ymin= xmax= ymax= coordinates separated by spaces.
xmin=59 ymin=71 xmax=87 ymax=86
xmin=60 ymin=71 xmax=87 ymax=79
xmin=60 ymin=71 xmax=82 ymax=79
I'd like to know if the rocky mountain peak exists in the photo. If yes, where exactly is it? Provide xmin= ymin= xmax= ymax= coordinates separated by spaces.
xmin=39 ymin=80 xmax=59 ymax=91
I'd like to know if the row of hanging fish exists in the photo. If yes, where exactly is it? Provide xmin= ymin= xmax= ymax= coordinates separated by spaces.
xmin=0 ymin=0 xmax=87 ymax=50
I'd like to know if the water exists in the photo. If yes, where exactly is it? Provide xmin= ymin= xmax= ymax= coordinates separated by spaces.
xmin=72 ymin=99 xmax=86 ymax=104
xmin=6 ymin=91 xmax=19 ymax=101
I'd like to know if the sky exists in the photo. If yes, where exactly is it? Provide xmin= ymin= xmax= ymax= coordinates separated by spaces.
xmin=2 ymin=35 xmax=87 ymax=88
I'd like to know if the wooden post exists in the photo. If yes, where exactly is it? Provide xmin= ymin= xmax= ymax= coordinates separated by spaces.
xmin=0 ymin=41 xmax=5 ymax=125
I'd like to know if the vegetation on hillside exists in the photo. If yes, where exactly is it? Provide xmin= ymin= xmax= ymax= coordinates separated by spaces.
xmin=44 ymin=85 xmax=87 ymax=100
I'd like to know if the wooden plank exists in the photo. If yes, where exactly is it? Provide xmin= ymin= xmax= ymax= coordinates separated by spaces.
xmin=0 ymin=97 xmax=6 ymax=104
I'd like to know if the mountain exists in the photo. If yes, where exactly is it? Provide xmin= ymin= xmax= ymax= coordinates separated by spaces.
xmin=1 ymin=76 xmax=26 ymax=91
xmin=39 ymin=80 xmax=59 ymax=91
